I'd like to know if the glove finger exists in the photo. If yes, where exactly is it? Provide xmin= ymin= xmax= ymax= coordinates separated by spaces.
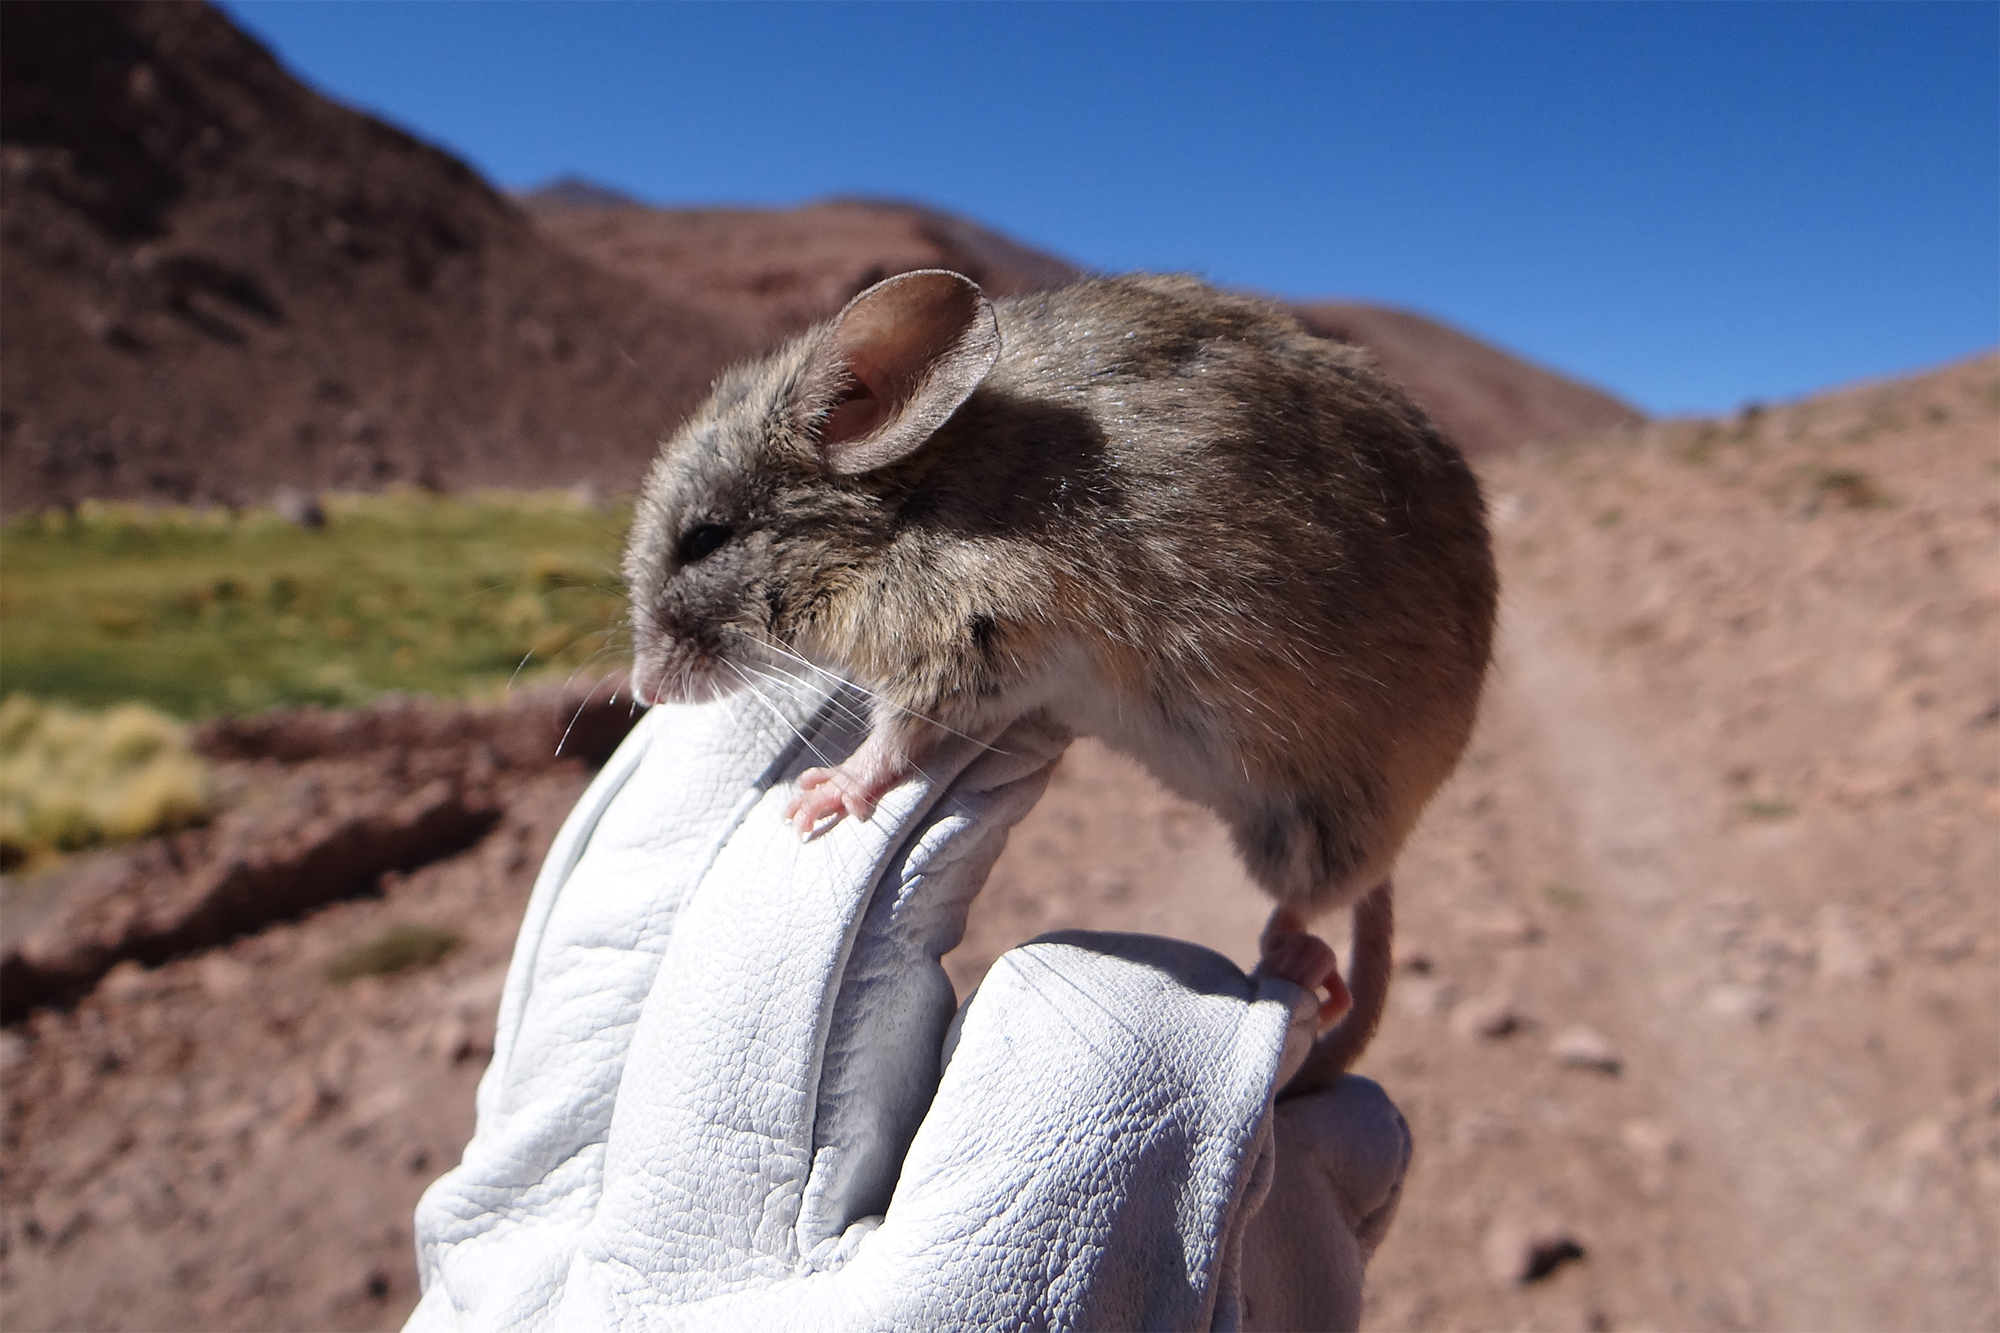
xmin=1239 ymin=1075 xmax=1412 ymax=1332
xmin=412 ymin=683 xmax=833 ymax=1322
xmin=799 ymin=713 xmax=1071 ymax=1251
xmin=575 ymin=693 xmax=1064 ymax=1311
xmin=826 ymin=931 xmax=1300 ymax=1331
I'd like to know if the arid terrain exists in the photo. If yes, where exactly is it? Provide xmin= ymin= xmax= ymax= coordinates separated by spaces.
xmin=4 ymin=2 xmax=1996 ymax=1330
xmin=5 ymin=354 xmax=1994 ymax=1331
xmin=963 ymin=352 xmax=2000 ymax=1332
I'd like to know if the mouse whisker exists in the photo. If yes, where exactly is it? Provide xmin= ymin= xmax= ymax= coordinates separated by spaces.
xmin=733 ymin=664 xmax=978 ymax=805
xmin=721 ymin=658 xmax=844 ymax=772
xmin=559 ymin=641 xmax=626 ymax=692
xmin=739 ymin=660 xmax=877 ymax=736
xmin=733 ymin=659 xmax=978 ymax=825
xmin=730 ymin=634 xmax=901 ymax=720
xmin=735 ymin=631 xmax=1008 ymax=757
xmin=554 ymin=680 xmax=608 ymax=758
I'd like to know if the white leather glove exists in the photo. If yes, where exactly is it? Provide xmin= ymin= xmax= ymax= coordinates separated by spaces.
xmin=407 ymin=681 xmax=1409 ymax=1332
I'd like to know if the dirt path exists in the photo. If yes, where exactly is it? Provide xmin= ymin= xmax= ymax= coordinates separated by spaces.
xmin=1496 ymin=583 xmax=1994 ymax=1331
xmin=1348 ymin=355 xmax=1998 ymax=1331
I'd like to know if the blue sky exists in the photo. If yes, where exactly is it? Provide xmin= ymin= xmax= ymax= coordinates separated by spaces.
xmin=221 ymin=1 xmax=1997 ymax=416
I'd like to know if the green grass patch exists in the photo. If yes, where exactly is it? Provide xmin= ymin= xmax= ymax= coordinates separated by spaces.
xmin=1766 ymin=465 xmax=1894 ymax=517
xmin=1738 ymin=797 xmax=1797 ymax=821
xmin=0 ymin=490 xmax=633 ymax=717
xmin=1803 ymin=466 xmax=1891 ymax=511
xmin=1540 ymin=881 xmax=1586 ymax=909
xmin=327 ymin=923 xmax=463 ymax=983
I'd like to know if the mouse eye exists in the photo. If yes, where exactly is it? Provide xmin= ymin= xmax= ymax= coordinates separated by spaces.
xmin=679 ymin=523 xmax=733 ymax=563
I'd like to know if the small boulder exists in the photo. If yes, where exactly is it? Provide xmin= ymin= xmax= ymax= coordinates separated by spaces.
xmin=1551 ymin=1024 xmax=1622 ymax=1074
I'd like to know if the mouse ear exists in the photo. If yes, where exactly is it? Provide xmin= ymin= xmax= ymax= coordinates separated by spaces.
xmin=800 ymin=269 xmax=1000 ymax=476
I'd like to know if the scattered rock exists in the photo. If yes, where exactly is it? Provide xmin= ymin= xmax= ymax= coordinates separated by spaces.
xmin=1452 ymin=994 xmax=1526 ymax=1041
xmin=0 ymin=1029 xmax=28 ymax=1071
xmin=198 ymin=952 xmax=254 ymax=999
xmin=1620 ymin=1119 xmax=1686 ymax=1196
xmin=414 ymin=1017 xmax=475 ymax=1065
xmin=1816 ymin=905 xmax=1886 ymax=981
xmin=1522 ymin=1234 xmax=1589 ymax=1283
xmin=1395 ymin=974 xmax=1459 ymax=1019
xmin=1460 ymin=908 xmax=1544 ymax=946
xmin=270 ymin=486 xmax=325 ymax=529
xmin=279 ymin=1076 xmax=339 ymax=1129
xmin=96 ymin=959 xmax=156 ymax=1000
xmin=1484 ymin=1217 xmax=1589 ymax=1285
xmin=1706 ymin=983 xmax=1777 ymax=1023
xmin=1552 ymin=1025 xmax=1623 ymax=1074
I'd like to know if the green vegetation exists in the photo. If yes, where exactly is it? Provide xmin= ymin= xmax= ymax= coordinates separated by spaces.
xmin=1803 ymin=466 xmax=1890 ymax=511
xmin=0 ymin=490 xmax=633 ymax=717
xmin=1673 ymin=422 xmax=1723 ymax=467
xmin=1766 ymin=464 xmax=1893 ymax=516
xmin=1540 ymin=881 xmax=1586 ymax=909
xmin=327 ymin=923 xmax=463 ymax=983
xmin=0 ymin=695 xmax=212 ymax=869
xmin=1738 ymin=796 xmax=1797 ymax=821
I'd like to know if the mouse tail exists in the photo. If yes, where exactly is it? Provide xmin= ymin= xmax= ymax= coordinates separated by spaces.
xmin=1283 ymin=878 xmax=1394 ymax=1097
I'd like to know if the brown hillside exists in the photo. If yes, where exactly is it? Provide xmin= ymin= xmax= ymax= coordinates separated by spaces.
xmin=1293 ymin=303 xmax=1643 ymax=456
xmin=0 ymin=0 xmax=753 ymax=515
xmin=527 ymin=193 xmax=1084 ymax=354
xmin=535 ymin=192 xmax=1646 ymax=457
xmin=0 ymin=0 xmax=1640 ymax=517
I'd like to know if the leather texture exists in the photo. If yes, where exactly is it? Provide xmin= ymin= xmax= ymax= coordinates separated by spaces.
xmin=407 ymin=680 xmax=1408 ymax=1331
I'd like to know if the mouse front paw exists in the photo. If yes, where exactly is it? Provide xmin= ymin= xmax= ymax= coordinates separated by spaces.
xmin=781 ymin=729 xmax=920 ymax=839
xmin=783 ymin=766 xmax=881 ymax=838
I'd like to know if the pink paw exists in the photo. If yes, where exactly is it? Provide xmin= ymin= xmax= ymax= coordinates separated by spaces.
xmin=782 ymin=766 xmax=881 ymax=838
xmin=1254 ymin=929 xmax=1353 ymax=1028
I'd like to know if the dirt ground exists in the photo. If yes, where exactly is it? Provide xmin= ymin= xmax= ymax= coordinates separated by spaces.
xmin=3 ymin=354 xmax=1995 ymax=1330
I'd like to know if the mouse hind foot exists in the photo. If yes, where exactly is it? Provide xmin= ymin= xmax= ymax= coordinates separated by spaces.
xmin=1276 ymin=880 xmax=1395 ymax=1097
xmin=1253 ymin=913 xmax=1354 ymax=1027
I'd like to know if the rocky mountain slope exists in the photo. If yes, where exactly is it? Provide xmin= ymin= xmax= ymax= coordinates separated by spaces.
xmin=1292 ymin=302 xmax=1641 ymax=458
xmin=530 ymin=189 xmax=1643 ymax=458
xmin=0 ymin=1 xmax=743 ymax=513
xmin=3 ymin=0 xmax=1639 ymax=518
xmin=523 ymin=191 xmax=1082 ymax=352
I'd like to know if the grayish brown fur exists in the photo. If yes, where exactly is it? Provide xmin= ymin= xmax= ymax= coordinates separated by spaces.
xmin=625 ymin=271 xmax=1497 ymax=1084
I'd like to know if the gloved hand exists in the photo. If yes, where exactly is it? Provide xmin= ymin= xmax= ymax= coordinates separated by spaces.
xmin=406 ymin=679 xmax=1409 ymax=1331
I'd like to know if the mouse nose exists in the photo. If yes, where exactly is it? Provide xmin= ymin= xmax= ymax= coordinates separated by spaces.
xmin=630 ymin=653 xmax=669 ymax=707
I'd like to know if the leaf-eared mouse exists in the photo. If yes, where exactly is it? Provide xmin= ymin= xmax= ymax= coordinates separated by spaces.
xmin=625 ymin=270 xmax=1496 ymax=1090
